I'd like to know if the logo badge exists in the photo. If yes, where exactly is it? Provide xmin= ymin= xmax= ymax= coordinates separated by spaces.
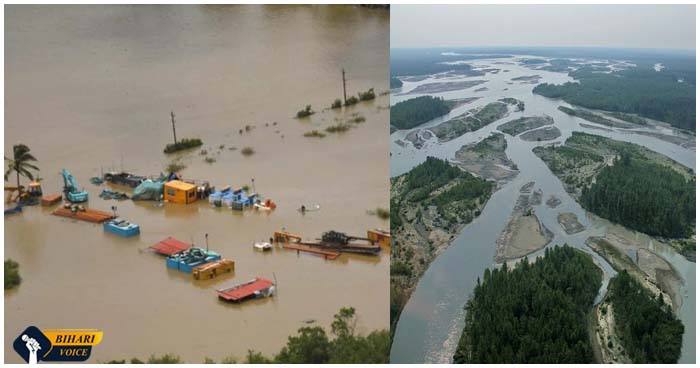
xmin=13 ymin=326 xmax=103 ymax=364
xmin=13 ymin=326 xmax=51 ymax=364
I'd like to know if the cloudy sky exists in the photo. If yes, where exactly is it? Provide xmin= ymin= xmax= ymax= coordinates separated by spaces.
xmin=391 ymin=5 xmax=696 ymax=50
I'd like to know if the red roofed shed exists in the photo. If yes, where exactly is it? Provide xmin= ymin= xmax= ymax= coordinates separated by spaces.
xmin=150 ymin=237 xmax=190 ymax=256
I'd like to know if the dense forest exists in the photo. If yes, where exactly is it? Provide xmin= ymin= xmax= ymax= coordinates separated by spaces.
xmin=454 ymin=245 xmax=602 ymax=363
xmin=580 ymin=152 xmax=695 ymax=239
xmin=390 ymin=77 xmax=403 ymax=89
xmin=534 ymin=67 xmax=695 ymax=131
xmin=391 ymin=155 xmax=493 ymax=230
xmin=390 ymin=49 xmax=509 ymax=76
xmin=401 ymin=156 xmax=491 ymax=206
xmin=607 ymin=271 xmax=683 ymax=363
xmin=390 ymin=96 xmax=451 ymax=130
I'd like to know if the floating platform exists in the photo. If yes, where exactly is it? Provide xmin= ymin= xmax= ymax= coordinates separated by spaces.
xmin=53 ymin=207 xmax=115 ymax=223
xmin=217 ymin=277 xmax=275 ymax=302
xmin=41 ymin=193 xmax=62 ymax=207
xmin=281 ymin=242 xmax=340 ymax=260
xmin=150 ymin=237 xmax=191 ymax=256
xmin=301 ymin=241 xmax=381 ymax=255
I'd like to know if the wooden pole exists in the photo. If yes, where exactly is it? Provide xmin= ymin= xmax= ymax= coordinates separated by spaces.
xmin=171 ymin=111 xmax=177 ymax=144
xmin=342 ymin=69 xmax=347 ymax=104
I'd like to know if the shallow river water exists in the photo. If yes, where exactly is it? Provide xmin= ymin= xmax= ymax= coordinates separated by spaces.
xmin=390 ymin=56 xmax=696 ymax=363
xmin=5 ymin=5 xmax=389 ymax=363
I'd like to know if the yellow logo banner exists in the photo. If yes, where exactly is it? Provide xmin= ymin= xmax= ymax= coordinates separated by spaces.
xmin=41 ymin=329 xmax=103 ymax=347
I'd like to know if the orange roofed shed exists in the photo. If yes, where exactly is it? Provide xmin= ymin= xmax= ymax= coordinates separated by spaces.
xmin=164 ymin=180 xmax=198 ymax=204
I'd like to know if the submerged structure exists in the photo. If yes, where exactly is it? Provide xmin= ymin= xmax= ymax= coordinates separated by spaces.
xmin=192 ymin=259 xmax=234 ymax=280
xmin=217 ymin=277 xmax=275 ymax=302
xmin=103 ymin=218 xmax=140 ymax=237
xmin=150 ymin=237 xmax=191 ymax=256
xmin=132 ymin=179 xmax=165 ymax=201
xmin=208 ymin=187 xmax=259 ymax=210
xmin=103 ymin=171 xmax=146 ymax=188
xmin=61 ymin=169 xmax=88 ymax=203
xmin=166 ymin=247 xmax=221 ymax=273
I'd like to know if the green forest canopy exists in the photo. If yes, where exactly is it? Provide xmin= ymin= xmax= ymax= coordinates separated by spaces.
xmin=607 ymin=271 xmax=683 ymax=363
xmin=580 ymin=152 xmax=695 ymax=239
xmin=534 ymin=67 xmax=695 ymax=131
xmin=390 ymin=96 xmax=451 ymax=130
xmin=454 ymin=245 xmax=602 ymax=364
xmin=393 ymin=157 xmax=493 ymax=226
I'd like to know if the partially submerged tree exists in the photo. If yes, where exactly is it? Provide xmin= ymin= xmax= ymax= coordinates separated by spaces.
xmin=5 ymin=259 xmax=21 ymax=289
xmin=4 ymin=144 xmax=39 ymax=194
xmin=297 ymin=105 xmax=314 ymax=118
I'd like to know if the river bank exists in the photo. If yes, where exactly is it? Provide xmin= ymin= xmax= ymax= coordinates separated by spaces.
xmin=390 ymin=53 xmax=695 ymax=364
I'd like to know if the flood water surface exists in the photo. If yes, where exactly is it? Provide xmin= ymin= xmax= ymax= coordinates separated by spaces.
xmin=5 ymin=5 xmax=389 ymax=363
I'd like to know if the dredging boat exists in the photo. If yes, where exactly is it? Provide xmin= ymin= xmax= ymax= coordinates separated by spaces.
xmin=273 ymin=230 xmax=381 ymax=256
xmin=103 ymin=218 xmax=140 ymax=237
xmin=305 ymin=231 xmax=381 ymax=255
xmin=217 ymin=277 xmax=275 ymax=302
xmin=166 ymin=247 xmax=221 ymax=273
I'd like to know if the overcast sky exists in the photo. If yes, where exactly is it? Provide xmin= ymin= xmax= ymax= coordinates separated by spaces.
xmin=391 ymin=5 xmax=696 ymax=50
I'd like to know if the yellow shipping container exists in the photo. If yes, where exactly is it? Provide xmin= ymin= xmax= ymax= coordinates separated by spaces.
xmin=164 ymin=180 xmax=198 ymax=204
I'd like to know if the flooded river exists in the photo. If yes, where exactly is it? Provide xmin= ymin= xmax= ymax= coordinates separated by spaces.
xmin=390 ymin=56 xmax=696 ymax=363
xmin=5 ymin=5 xmax=389 ymax=363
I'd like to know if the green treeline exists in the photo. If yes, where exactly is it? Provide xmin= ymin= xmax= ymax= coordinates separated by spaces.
xmin=608 ymin=271 xmax=683 ymax=363
xmin=580 ymin=153 xmax=695 ymax=238
xmin=390 ymin=96 xmax=450 ymax=130
xmin=454 ymin=245 xmax=602 ymax=364
xmin=390 ymin=77 xmax=403 ymax=89
xmin=107 ymin=307 xmax=389 ymax=364
xmin=390 ymin=49 xmax=509 ymax=77
xmin=534 ymin=68 xmax=695 ymax=131
xmin=389 ymin=198 xmax=401 ymax=232
xmin=402 ymin=156 xmax=491 ymax=207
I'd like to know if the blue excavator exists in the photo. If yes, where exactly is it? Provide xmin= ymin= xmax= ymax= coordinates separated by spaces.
xmin=61 ymin=169 xmax=88 ymax=203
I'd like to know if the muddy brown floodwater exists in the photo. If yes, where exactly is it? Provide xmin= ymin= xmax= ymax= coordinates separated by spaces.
xmin=4 ymin=5 xmax=389 ymax=363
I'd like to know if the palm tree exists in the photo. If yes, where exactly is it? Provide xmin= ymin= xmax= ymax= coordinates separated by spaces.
xmin=4 ymin=144 xmax=39 ymax=194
